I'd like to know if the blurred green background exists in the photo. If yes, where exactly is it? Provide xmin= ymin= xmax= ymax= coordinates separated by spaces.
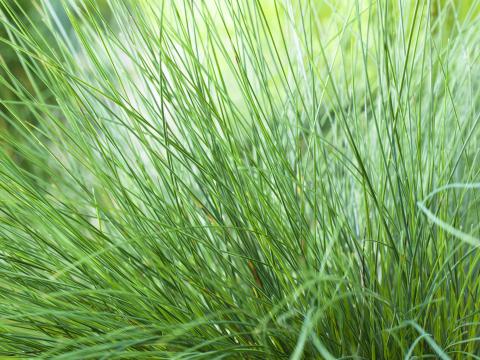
xmin=1 ymin=0 xmax=478 ymax=144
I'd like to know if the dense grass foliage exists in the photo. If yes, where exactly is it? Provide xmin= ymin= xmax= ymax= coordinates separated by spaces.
xmin=0 ymin=0 xmax=479 ymax=358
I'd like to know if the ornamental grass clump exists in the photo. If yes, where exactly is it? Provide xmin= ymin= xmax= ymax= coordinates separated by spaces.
xmin=0 ymin=0 xmax=479 ymax=358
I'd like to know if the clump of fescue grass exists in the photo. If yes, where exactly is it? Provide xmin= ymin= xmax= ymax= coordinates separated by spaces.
xmin=0 ymin=0 xmax=479 ymax=358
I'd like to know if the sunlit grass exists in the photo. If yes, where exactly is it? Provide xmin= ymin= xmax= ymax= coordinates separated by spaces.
xmin=0 ymin=0 xmax=479 ymax=358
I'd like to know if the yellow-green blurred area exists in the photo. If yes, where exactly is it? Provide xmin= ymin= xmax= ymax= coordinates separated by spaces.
xmin=0 ymin=0 xmax=478 ymax=136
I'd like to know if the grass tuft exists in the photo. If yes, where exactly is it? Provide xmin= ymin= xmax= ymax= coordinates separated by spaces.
xmin=0 ymin=0 xmax=480 ymax=358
